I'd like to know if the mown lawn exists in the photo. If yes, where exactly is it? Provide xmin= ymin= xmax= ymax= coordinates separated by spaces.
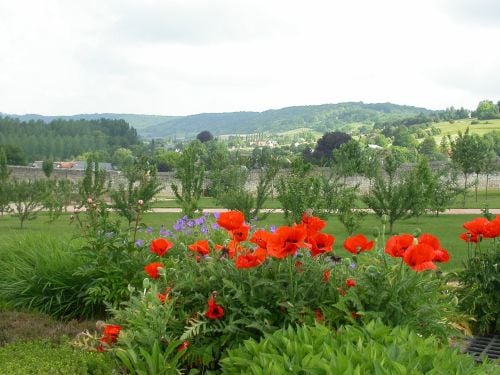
xmin=0 ymin=211 xmax=486 ymax=272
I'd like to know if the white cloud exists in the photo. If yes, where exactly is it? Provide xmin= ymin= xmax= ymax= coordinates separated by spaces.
xmin=0 ymin=0 xmax=498 ymax=115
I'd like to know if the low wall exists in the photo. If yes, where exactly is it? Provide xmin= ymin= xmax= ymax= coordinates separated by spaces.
xmin=8 ymin=166 xmax=500 ymax=196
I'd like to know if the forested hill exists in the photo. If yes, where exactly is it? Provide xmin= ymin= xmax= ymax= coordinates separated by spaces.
xmin=2 ymin=102 xmax=437 ymax=139
xmin=140 ymin=102 xmax=437 ymax=138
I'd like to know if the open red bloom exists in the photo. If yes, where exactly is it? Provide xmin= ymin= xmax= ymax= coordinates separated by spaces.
xmin=100 ymin=324 xmax=122 ymax=345
xmin=205 ymin=296 xmax=224 ymax=320
xmin=484 ymin=215 xmax=500 ymax=238
xmin=235 ymin=248 xmax=266 ymax=269
xmin=343 ymin=234 xmax=374 ymax=254
xmin=250 ymin=230 xmax=270 ymax=249
xmin=266 ymin=225 xmax=309 ymax=258
xmin=188 ymin=240 xmax=210 ymax=256
xmin=345 ymin=279 xmax=356 ymax=288
xmin=403 ymin=243 xmax=437 ymax=272
xmin=150 ymin=238 xmax=173 ymax=257
xmin=463 ymin=217 xmax=489 ymax=236
xmin=433 ymin=248 xmax=450 ymax=263
xmin=308 ymin=232 xmax=335 ymax=257
xmin=216 ymin=240 xmax=244 ymax=258
xmin=217 ymin=211 xmax=246 ymax=231
xmin=459 ymin=232 xmax=479 ymax=243
xmin=301 ymin=212 xmax=326 ymax=235
xmin=230 ymin=224 xmax=250 ymax=242
xmin=144 ymin=262 xmax=164 ymax=279
xmin=385 ymin=234 xmax=413 ymax=258
xmin=418 ymin=233 xmax=441 ymax=250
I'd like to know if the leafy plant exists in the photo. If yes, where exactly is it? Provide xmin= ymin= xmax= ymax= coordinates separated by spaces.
xmin=9 ymin=178 xmax=47 ymax=228
xmin=221 ymin=321 xmax=497 ymax=374
xmin=454 ymin=226 xmax=500 ymax=334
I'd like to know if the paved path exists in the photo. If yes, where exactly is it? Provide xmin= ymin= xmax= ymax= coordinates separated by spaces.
xmin=148 ymin=208 xmax=500 ymax=215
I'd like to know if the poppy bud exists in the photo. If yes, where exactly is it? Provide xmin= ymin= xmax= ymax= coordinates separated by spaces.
xmin=412 ymin=228 xmax=421 ymax=238
xmin=381 ymin=215 xmax=388 ymax=225
xmin=372 ymin=228 xmax=380 ymax=238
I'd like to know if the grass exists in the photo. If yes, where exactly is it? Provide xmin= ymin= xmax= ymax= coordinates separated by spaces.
xmin=433 ymin=118 xmax=500 ymax=139
xmin=0 ymin=211 xmax=489 ymax=273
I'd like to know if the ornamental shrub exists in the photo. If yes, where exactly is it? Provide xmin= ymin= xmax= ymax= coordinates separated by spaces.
xmin=220 ymin=321 xmax=497 ymax=374
xmin=455 ymin=216 xmax=500 ymax=334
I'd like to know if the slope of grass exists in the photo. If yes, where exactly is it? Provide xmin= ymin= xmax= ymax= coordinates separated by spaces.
xmin=434 ymin=118 xmax=500 ymax=139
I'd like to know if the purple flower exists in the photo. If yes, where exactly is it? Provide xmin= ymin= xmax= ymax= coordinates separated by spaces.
xmin=187 ymin=220 xmax=195 ymax=228
xmin=146 ymin=226 xmax=153 ymax=234
xmin=349 ymin=263 xmax=357 ymax=269
xmin=135 ymin=239 xmax=144 ymax=247
xmin=173 ymin=221 xmax=183 ymax=231
xmin=194 ymin=217 xmax=205 ymax=226
xmin=269 ymin=225 xmax=276 ymax=233
xmin=200 ymin=225 xmax=208 ymax=234
xmin=160 ymin=229 xmax=172 ymax=237
xmin=212 ymin=223 xmax=219 ymax=230
xmin=213 ymin=212 xmax=220 ymax=219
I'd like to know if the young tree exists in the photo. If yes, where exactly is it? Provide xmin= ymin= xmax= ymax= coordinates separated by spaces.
xmin=0 ymin=148 xmax=12 ymax=216
xmin=449 ymin=129 xmax=485 ymax=205
xmin=428 ymin=167 xmax=464 ymax=216
xmin=332 ymin=139 xmax=363 ymax=183
xmin=362 ymin=153 xmax=412 ymax=233
xmin=78 ymin=155 xmax=108 ymax=206
xmin=10 ymin=179 xmax=47 ymax=228
xmin=42 ymin=159 xmax=54 ymax=178
xmin=171 ymin=141 xmax=205 ymax=218
xmin=406 ymin=158 xmax=434 ymax=220
xmin=110 ymin=156 xmax=163 ymax=227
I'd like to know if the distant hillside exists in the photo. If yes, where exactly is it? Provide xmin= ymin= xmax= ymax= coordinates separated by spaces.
xmin=1 ymin=102 xmax=437 ymax=139
xmin=0 ymin=113 xmax=177 ymax=130
xmin=140 ymin=102 xmax=437 ymax=139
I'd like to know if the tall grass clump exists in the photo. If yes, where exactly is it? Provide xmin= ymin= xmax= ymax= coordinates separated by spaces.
xmin=0 ymin=234 xmax=99 ymax=319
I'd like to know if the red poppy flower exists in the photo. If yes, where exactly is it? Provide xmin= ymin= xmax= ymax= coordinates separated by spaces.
xmin=315 ymin=308 xmax=324 ymax=322
xmin=459 ymin=232 xmax=479 ymax=243
xmin=433 ymin=248 xmax=450 ymax=263
xmin=250 ymin=230 xmax=270 ymax=249
xmin=301 ymin=212 xmax=326 ymax=234
xmin=385 ymin=234 xmax=413 ymax=258
xmin=235 ymin=249 xmax=266 ymax=269
xmin=157 ymin=287 xmax=172 ymax=303
xmin=323 ymin=269 xmax=330 ymax=283
xmin=205 ymin=296 xmax=224 ymax=320
xmin=343 ymin=234 xmax=374 ymax=254
xmin=418 ymin=233 xmax=441 ymax=250
xmin=217 ymin=211 xmax=246 ymax=231
xmin=403 ymin=243 xmax=437 ymax=272
xmin=188 ymin=240 xmax=210 ymax=256
xmin=177 ymin=341 xmax=190 ymax=352
xmin=144 ymin=262 xmax=164 ymax=279
xmin=266 ymin=225 xmax=309 ymax=258
xmin=345 ymin=278 xmax=356 ymax=288
xmin=463 ymin=217 xmax=489 ymax=236
xmin=484 ymin=215 xmax=500 ymax=238
xmin=216 ymin=240 xmax=244 ymax=258
xmin=308 ymin=232 xmax=335 ymax=257
xmin=230 ymin=224 xmax=250 ymax=242
xmin=150 ymin=238 xmax=173 ymax=257
xmin=100 ymin=324 xmax=122 ymax=345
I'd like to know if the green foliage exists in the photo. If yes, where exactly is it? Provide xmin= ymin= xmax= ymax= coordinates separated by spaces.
xmin=109 ymin=283 xmax=186 ymax=374
xmin=0 ymin=340 xmax=117 ymax=375
xmin=0 ymin=116 xmax=139 ymax=162
xmin=475 ymin=100 xmax=500 ymax=120
xmin=221 ymin=322 xmax=496 ymax=374
xmin=42 ymin=159 xmax=54 ymax=178
xmin=362 ymin=154 xmax=411 ymax=233
xmin=276 ymin=158 xmax=325 ymax=224
xmin=9 ymin=178 xmax=47 ymax=228
xmin=0 ymin=234 xmax=97 ymax=319
xmin=79 ymin=155 xmax=108 ymax=205
xmin=455 ymin=240 xmax=500 ymax=334
xmin=335 ymin=185 xmax=366 ymax=235
xmin=110 ymin=156 xmax=163 ymax=227
xmin=171 ymin=141 xmax=205 ymax=218
xmin=0 ymin=148 xmax=12 ymax=216
xmin=428 ymin=167 xmax=464 ymax=216
xmin=337 ymin=250 xmax=459 ymax=339
xmin=42 ymin=179 xmax=76 ymax=221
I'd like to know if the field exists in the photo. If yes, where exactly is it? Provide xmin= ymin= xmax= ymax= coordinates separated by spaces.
xmin=0 ymin=211 xmax=487 ymax=272
xmin=433 ymin=118 xmax=500 ymax=139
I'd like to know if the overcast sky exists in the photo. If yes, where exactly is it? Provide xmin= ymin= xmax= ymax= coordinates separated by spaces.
xmin=0 ymin=0 xmax=499 ymax=116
